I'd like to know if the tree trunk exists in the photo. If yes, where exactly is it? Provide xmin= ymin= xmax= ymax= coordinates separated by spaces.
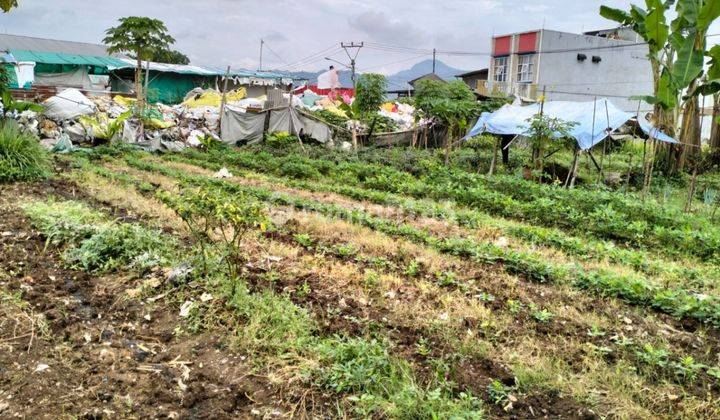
xmin=710 ymin=93 xmax=720 ymax=151
xmin=135 ymin=55 xmax=144 ymax=114
xmin=678 ymin=86 xmax=701 ymax=171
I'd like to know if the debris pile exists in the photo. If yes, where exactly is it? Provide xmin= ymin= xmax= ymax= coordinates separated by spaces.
xmin=5 ymin=85 xmax=426 ymax=151
xmin=5 ymin=87 xmax=266 ymax=152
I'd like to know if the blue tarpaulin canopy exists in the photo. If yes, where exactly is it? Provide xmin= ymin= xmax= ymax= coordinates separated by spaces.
xmin=465 ymin=98 xmax=677 ymax=150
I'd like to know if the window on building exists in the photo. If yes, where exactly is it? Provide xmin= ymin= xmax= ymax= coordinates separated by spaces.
xmin=517 ymin=54 xmax=534 ymax=83
xmin=493 ymin=57 xmax=508 ymax=82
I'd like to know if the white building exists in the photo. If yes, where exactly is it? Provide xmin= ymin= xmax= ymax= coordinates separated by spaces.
xmin=483 ymin=28 xmax=654 ymax=112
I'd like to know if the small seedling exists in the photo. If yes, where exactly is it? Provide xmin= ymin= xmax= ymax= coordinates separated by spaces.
xmin=487 ymin=379 xmax=512 ymax=405
xmin=506 ymin=299 xmax=523 ymax=315
xmin=364 ymin=270 xmax=380 ymax=289
xmin=531 ymin=309 xmax=555 ymax=323
xmin=671 ymin=356 xmax=705 ymax=383
xmin=415 ymin=337 xmax=432 ymax=357
xmin=334 ymin=243 xmax=357 ymax=258
xmin=404 ymin=260 xmax=421 ymax=277
xmin=587 ymin=326 xmax=606 ymax=337
xmin=475 ymin=292 xmax=495 ymax=303
xmin=296 ymin=281 xmax=311 ymax=299
xmin=294 ymin=233 xmax=314 ymax=249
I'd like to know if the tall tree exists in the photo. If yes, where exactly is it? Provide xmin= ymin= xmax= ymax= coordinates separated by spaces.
xmin=103 ymin=17 xmax=174 ymax=111
xmin=0 ymin=0 xmax=18 ymax=12
xmin=153 ymin=49 xmax=190 ymax=65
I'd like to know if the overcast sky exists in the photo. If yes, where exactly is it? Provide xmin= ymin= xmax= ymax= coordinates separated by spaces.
xmin=0 ymin=0 xmax=703 ymax=74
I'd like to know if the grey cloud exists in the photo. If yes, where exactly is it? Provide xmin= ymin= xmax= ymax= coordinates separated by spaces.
xmin=349 ymin=11 xmax=427 ymax=45
xmin=2 ymin=0 xmax=698 ymax=74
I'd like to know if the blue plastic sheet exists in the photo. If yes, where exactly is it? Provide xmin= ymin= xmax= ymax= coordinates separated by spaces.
xmin=466 ymin=98 xmax=677 ymax=150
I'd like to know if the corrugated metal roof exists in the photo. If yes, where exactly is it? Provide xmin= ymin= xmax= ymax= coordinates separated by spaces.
xmin=10 ymin=50 xmax=128 ymax=67
xmin=116 ymin=59 xmax=295 ymax=80
xmin=0 ymin=34 xmax=109 ymax=56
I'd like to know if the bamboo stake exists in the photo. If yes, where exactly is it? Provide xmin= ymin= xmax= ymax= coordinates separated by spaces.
xmin=624 ymin=153 xmax=633 ymax=194
xmin=684 ymin=160 xmax=699 ymax=213
xmin=488 ymin=136 xmax=499 ymax=176
xmin=218 ymin=66 xmax=231 ymax=132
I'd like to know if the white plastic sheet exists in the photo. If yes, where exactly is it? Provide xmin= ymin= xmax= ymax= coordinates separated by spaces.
xmin=465 ymin=98 xmax=677 ymax=150
xmin=43 ymin=88 xmax=96 ymax=121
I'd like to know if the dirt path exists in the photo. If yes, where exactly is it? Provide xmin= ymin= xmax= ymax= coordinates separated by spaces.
xmin=0 ymin=181 xmax=286 ymax=419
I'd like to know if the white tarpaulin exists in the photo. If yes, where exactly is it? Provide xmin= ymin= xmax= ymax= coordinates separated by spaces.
xmin=43 ymin=88 xmax=96 ymax=121
xmin=466 ymin=98 xmax=677 ymax=150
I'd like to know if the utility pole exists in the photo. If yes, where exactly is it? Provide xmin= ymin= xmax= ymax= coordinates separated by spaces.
xmin=432 ymin=48 xmax=436 ymax=74
xmin=340 ymin=42 xmax=363 ymax=89
xmin=259 ymin=38 xmax=264 ymax=71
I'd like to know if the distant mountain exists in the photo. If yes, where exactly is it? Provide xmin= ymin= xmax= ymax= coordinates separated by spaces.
xmin=281 ymin=59 xmax=470 ymax=91
xmin=386 ymin=59 xmax=468 ymax=91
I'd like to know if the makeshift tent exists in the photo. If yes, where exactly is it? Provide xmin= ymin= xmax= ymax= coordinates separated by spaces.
xmin=465 ymin=98 xmax=677 ymax=149
xmin=220 ymin=107 xmax=335 ymax=145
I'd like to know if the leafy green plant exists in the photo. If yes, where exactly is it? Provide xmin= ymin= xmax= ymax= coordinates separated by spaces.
xmin=523 ymin=114 xmax=578 ymax=176
xmin=671 ymin=356 xmax=705 ymax=384
xmin=507 ymin=299 xmax=523 ymax=315
xmin=487 ymin=379 xmax=513 ymax=405
xmin=294 ymin=233 xmax=314 ymax=249
xmin=531 ymin=308 xmax=555 ymax=323
xmin=1 ymin=91 xmax=44 ymax=114
xmin=635 ymin=344 xmax=670 ymax=375
xmin=354 ymin=73 xmax=387 ymax=115
xmin=279 ymin=161 xmax=321 ymax=180
xmin=404 ymin=260 xmax=421 ymax=277
xmin=64 ymin=223 xmax=175 ymax=273
xmin=198 ymin=134 xmax=222 ymax=151
xmin=264 ymin=131 xmax=297 ymax=149
xmin=159 ymin=186 xmax=269 ymax=277
xmin=22 ymin=199 xmax=105 ymax=246
xmin=23 ymin=198 xmax=175 ymax=273
xmin=0 ymin=119 xmax=50 ymax=182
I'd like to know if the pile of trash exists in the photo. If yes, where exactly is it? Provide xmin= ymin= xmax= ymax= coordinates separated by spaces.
xmin=294 ymin=88 xmax=420 ymax=131
xmin=6 ymin=84 xmax=426 ymax=152
xmin=6 ymin=87 xmax=273 ymax=152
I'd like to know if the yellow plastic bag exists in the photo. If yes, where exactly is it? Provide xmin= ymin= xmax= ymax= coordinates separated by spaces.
xmin=182 ymin=88 xmax=247 ymax=108
xmin=145 ymin=118 xmax=175 ymax=129
xmin=113 ymin=95 xmax=136 ymax=107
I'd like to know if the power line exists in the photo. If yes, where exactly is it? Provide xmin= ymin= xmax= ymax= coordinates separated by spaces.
xmin=262 ymin=41 xmax=290 ymax=66
xmin=278 ymin=44 xmax=342 ymax=70
xmin=358 ymin=53 xmax=430 ymax=72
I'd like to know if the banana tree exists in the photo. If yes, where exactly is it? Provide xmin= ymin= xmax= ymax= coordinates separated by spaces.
xmin=601 ymin=0 xmax=720 ymax=169
xmin=600 ymin=0 xmax=673 ymax=129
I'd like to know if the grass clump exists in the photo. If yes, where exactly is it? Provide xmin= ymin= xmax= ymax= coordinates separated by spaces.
xmin=63 ymin=223 xmax=175 ymax=273
xmin=23 ymin=199 xmax=175 ymax=273
xmin=315 ymin=336 xmax=484 ymax=419
xmin=221 ymin=276 xmax=316 ymax=357
xmin=22 ymin=199 xmax=106 ymax=245
xmin=0 ymin=120 xmax=51 ymax=182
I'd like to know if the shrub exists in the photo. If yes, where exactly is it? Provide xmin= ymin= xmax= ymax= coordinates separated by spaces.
xmin=279 ymin=161 xmax=321 ymax=180
xmin=0 ymin=119 xmax=50 ymax=182
xmin=22 ymin=200 xmax=106 ymax=246
xmin=159 ymin=185 xmax=269 ymax=277
xmin=265 ymin=131 xmax=298 ymax=149
xmin=63 ymin=223 xmax=175 ymax=273
xmin=355 ymin=73 xmax=387 ymax=115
